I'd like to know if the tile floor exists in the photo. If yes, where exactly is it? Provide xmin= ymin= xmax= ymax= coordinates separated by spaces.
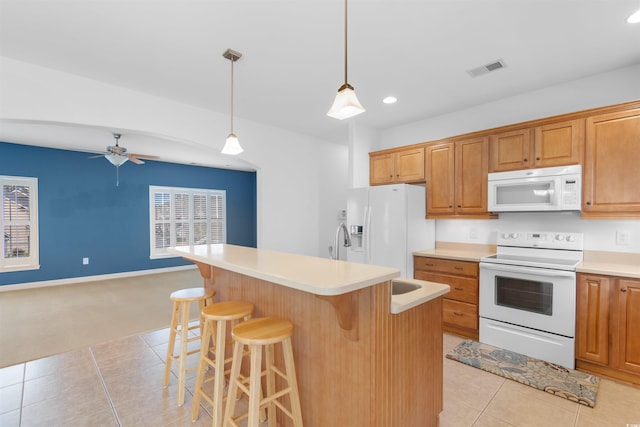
xmin=1 ymin=330 xmax=639 ymax=426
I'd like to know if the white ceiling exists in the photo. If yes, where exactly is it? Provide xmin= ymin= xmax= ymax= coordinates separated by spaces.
xmin=1 ymin=0 xmax=639 ymax=169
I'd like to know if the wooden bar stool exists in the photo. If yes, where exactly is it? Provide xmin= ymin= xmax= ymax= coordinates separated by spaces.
xmin=191 ymin=300 xmax=255 ymax=427
xmin=224 ymin=317 xmax=303 ymax=427
xmin=163 ymin=287 xmax=215 ymax=406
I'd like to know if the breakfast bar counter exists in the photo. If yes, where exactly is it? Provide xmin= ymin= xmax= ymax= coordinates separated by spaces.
xmin=169 ymin=244 xmax=447 ymax=427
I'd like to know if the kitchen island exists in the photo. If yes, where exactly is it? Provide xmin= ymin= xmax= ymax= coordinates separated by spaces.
xmin=169 ymin=244 xmax=448 ymax=427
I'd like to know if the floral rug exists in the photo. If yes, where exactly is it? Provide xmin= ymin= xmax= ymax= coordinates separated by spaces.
xmin=446 ymin=339 xmax=600 ymax=407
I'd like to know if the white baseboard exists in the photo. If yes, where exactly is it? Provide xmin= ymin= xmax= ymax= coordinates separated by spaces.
xmin=0 ymin=264 xmax=199 ymax=292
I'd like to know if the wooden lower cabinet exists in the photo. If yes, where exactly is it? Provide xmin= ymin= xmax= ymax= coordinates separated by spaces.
xmin=415 ymin=256 xmax=479 ymax=339
xmin=576 ymin=273 xmax=640 ymax=384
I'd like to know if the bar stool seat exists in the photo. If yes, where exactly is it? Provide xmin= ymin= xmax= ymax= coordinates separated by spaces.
xmin=162 ymin=287 xmax=215 ymax=406
xmin=224 ymin=317 xmax=303 ymax=427
xmin=191 ymin=300 xmax=255 ymax=427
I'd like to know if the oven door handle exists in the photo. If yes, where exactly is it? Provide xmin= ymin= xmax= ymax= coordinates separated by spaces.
xmin=480 ymin=263 xmax=575 ymax=279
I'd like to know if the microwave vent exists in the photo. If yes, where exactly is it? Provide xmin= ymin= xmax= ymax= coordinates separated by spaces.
xmin=467 ymin=59 xmax=507 ymax=78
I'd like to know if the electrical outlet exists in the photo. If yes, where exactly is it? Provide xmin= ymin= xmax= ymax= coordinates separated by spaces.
xmin=616 ymin=230 xmax=630 ymax=246
xmin=83 ymin=257 xmax=89 ymax=265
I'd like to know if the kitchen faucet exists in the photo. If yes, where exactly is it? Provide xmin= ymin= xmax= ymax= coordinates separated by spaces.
xmin=331 ymin=222 xmax=352 ymax=260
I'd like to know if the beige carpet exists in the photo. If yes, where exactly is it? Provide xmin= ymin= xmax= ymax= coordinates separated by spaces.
xmin=0 ymin=268 xmax=204 ymax=368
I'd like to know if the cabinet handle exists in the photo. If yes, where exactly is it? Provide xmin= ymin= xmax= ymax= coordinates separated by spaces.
xmin=425 ymin=263 xmax=434 ymax=267
xmin=621 ymin=288 xmax=627 ymax=292
xmin=586 ymin=201 xmax=592 ymax=206
xmin=454 ymin=266 xmax=463 ymax=270
xmin=523 ymin=158 xmax=528 ymax=162
xmin=453 ymin=312 xmax=463 ymax=316
xmin=448 ymin=205 xmax=453 ymax=208
xmin=454 ymin=287 xmax=464 ymax=291
xmin=457 ymin=205 xmax=462 ymax=208
xmin=536 ymin=157 xmax=540 ymax=161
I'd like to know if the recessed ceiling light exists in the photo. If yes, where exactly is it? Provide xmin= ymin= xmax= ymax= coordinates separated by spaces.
xmin=628 ymin=8 xmax=640 ymax=23
xmin=383 ymin=96 xmax=397 ymax=104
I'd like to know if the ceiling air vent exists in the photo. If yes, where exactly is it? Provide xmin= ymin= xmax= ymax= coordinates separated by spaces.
xmin=467 ymin=59 xmax=507 ymax=78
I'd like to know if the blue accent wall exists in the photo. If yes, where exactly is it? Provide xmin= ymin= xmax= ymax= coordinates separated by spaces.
xmin=0 ymin=141 xmax=257 ymax=286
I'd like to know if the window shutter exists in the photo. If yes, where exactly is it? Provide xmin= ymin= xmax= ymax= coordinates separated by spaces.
xmin=149 ymin=186 xmax=226 ymax=258
xmin=1 ymin=176 xmax=39 ymax=272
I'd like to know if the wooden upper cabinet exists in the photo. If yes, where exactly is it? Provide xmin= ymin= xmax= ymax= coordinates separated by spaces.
xmin=583 ymin=108 xmax=640 ymax=216
xmin=576 ymin=274 xmax=610 ymax=365
xmin=370 ymin=153 xmax=395 ymax=185
xmin=456 ymin=137 xmax=489 ymax=214
xmin=614 ymin=278 xmax=640 ymax=375
xmin=426 ymin=143 xmax=455 ymax=215
xmin=533 ymin=119 xmax=583 ymax=167
xmin=426 ymin=137 xmax=489 ymax=217
xmin=370 ymin=147 xmax=425 ymax=185
xmin=489 ymin=128 xmax=532 ymax=172
xmin=489 ymin=119 xmax=583 ymax=172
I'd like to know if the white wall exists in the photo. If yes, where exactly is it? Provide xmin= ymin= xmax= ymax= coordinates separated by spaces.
xmin=378 ymin=63 xmax=640 ymax=254
xmin=0 ymin=57 xmax=348 ymax=257
xmin=379 ymin=64 xmax=640 ymax=149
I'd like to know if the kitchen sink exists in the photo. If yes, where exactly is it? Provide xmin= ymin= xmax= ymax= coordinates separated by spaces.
xmin=392 ymin=281 xmax=421 ymax=295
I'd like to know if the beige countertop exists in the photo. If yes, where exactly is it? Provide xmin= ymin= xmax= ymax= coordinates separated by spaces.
xmin=414 ymin=242 xmax=496 ymax=262
xmin=168 ymin=244 xmax=400 ymax=296
xmin=577 ymin=251 xmax=640 ymax=279
xmin=390 ymin=278 xmax=450 ymax=314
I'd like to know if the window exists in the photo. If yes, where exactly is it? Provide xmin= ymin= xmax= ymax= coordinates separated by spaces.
xmin=149 ymin=185 xmax=226 ymax=258
xmin=1 ymin=175 xmax=39 ymax=272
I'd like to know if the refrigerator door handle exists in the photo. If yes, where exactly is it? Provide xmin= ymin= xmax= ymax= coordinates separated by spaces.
xmin=364 ymin=205 xmax=371 ymax=264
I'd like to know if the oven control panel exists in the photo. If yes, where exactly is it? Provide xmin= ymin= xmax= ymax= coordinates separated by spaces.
xmin=497 ymin=231 xmax=583 ymax=250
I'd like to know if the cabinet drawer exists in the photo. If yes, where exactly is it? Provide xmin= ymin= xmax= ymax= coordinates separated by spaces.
xmin=414 ymin=271 xmax=477 ymax=304
xmin=443 ymin=299 xmax=478 ymax=331
xmin=414 ymin=257 xmax=478 ymax=277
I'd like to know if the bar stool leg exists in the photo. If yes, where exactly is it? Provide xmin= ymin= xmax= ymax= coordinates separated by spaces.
xmin=265 ymin=343 xmax=277 ymax=427
xmin=283 ymin=337 xmax=304 ymax=427
xmin=211 ymin=318 xmax=228 ymax=427
xmin=163 ymin=301 xmax=180 ymax=387
xmin=190 ymin=317 xmax=213 ymax=421
xmin=177 ymin=301 xmax=190 ymax=406
xmin=247 ymin=343 xmax=263 ymax=427
xmin=224 ymin=340 xmax=245 ymax=427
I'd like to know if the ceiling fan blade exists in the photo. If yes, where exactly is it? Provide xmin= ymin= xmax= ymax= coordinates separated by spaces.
xmin=88 ymin=154 xmax=105 ymax=158
xmin=127 ymin=156 xmax=145 ymax=165
xmin=128 ymin=153 xmax=159 ymax=160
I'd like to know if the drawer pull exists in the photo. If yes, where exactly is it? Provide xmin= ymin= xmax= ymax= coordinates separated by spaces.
xmin=453 ymin=312 xmax=463 ymax=316
xmin=454 ymin=266 xmax=463 ymax=270
xmin=621 ymin=288 xmax=627 ymax=292
xmin=425 ymin=263 xmax=434 ymax=267
xmin=454 ymin=287 xmax=464 ymax=291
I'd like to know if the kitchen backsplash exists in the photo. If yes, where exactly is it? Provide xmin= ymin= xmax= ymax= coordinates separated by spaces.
xmin=435 ymin=212 xmax=640 ymax=253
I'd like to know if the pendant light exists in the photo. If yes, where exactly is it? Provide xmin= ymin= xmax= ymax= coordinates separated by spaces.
xmin=327 ymin=0 xmax=365 ymax=120
xmin=222 ymin=48 xmax=244 ymax=155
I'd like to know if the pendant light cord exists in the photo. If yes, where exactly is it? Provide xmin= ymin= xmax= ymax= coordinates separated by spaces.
xmin=230 ymin=57 xmax=234 ymax=134
xmin=344 ymin=0 xmax=348 ymax=84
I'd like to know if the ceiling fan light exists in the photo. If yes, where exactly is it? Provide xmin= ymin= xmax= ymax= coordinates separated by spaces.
xmin=327 ymin=84 xmax=366 ymax=120
xmin=105 ymin=154 xmax=128 ymax=167
xmin=221 ymin=133 xmax=243 ymax=155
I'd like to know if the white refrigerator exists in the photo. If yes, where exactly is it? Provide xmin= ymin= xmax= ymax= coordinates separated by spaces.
xmin=346 ymin=183 xmax=435 ymax=278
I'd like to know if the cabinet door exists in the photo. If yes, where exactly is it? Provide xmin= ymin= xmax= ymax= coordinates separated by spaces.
xmin=583 ymin=109 xmax=640 ymax=214
xmin=395 ymin=147 xmax=425 ymax=183
xmin=455 ymin=137 xmax=489 ymax=214
xmin=489 ymin=128 xmax=532 ymax=172
xmin=533 ymin=119 xmax=583 ymax=167
xmin=576 ymin=274 xmax=610 ymax=365
xmin=614 ymin=278 xmax=640 ymax=374
xmin=370 ymin=153 xmax=395 ymax=185
xmin=426 ymin=143 xmax=455 ymax=215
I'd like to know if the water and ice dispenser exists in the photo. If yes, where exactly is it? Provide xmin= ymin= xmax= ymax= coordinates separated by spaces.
xmin=350 ymin=225 xmax=363 ymax=252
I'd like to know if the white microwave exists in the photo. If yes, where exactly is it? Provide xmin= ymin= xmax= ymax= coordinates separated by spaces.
xmin=488 ymin=165 xmax=581 ymax=212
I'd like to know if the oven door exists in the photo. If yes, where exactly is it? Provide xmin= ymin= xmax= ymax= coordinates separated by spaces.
xmin=479 ymin=263 xmax=576 ymax=337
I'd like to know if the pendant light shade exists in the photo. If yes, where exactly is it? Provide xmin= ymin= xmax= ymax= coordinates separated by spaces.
xmin=327 ymin=0 xmax=365 ymax=120
xmin=105 ymin=154 xmax=128 ymax=167
xmin=222 ymin=132 xmax=243 ymax=155
xmin=222 ymin=48 xmax=244 ymax=155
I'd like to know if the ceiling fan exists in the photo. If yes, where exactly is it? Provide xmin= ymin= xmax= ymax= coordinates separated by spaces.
xmin=89 ymin=133 xmax=159 ymax=185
